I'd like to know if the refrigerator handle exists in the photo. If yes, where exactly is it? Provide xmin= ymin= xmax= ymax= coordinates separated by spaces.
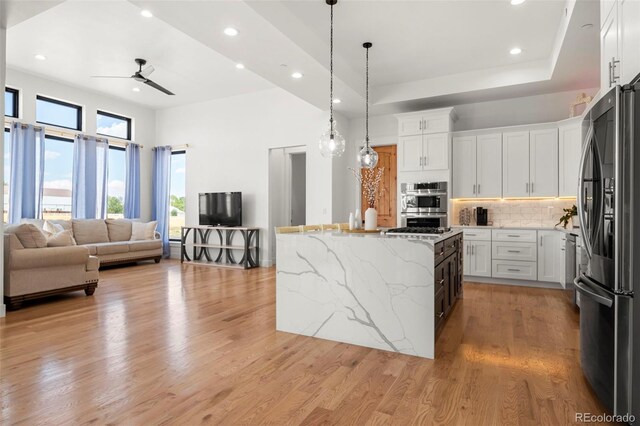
xmin=577 ymin=123 xmax=594 ymax=259
xmin=574 ymin=275 xmax=613 ymax=307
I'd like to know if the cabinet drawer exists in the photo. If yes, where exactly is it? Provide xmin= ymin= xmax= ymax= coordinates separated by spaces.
xmin=462 ymin=229 xmax=492 ymax=241
xmin=492 ymin=260 xmax=537 ymax=280
xmin=492 ymin=229 xmax=537 ymax=243
xmin=492 ymin=241 xmax=537 ymax=262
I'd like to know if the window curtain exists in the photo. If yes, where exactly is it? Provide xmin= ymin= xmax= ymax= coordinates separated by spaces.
xmin=124 ymin=142 xmax=141 ymax=219
xmin=8 ymin=123 xmax=45 ymax=224
xmin=72 ymin=135 xmax=109 ymax=219
xmin=152 ymin=146 xmax=172 ymax=257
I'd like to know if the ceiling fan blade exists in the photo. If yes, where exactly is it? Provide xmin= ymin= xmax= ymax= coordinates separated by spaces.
xmin=140 ymin=65 xmax=155 ymax=78
xmin=144 ymin=78 xmax=175 ymax=95
xmin=90 ymin=75 xmax=132 ymax=79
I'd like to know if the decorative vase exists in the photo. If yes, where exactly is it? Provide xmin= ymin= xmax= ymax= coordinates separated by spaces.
xmin=348 ymin=212 xmax=355 ymax=230
xmin=355 ymin=208 xmax=361 ymax=229
xmin=364 ymin=208 xmax=377 ymax=230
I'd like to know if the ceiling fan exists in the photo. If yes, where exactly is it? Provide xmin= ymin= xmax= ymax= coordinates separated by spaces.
xmin=91 ymin=58 xmax=175 ymax=95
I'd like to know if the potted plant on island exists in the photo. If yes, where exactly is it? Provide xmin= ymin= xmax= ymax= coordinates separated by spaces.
xmin=349 ymin=167 xmax=385 ymax=230
xmin=556 ymin=205 xmax=578 ymax=229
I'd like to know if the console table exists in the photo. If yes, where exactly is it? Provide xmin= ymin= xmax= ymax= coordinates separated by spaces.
xmin=180 ymin=226 xmax=260 ymax=269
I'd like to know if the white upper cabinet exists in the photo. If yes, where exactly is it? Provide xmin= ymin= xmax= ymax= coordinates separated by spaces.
xmin=619 ymin=0 xmax=640 ymax=84
xmin=398 ymin=115 xmax=424 ymax=136
xmin=399 ymin=135 xmax=424 ymax=172
xmin=558 ymin=120 xmax=582 ymax=197
xmin=476 ymin=134 xmax=502 ymax=198
xmin=502 ymin=131 xmax=530 ymax=197
xmin=452 ymin=133 xmax=502 ymax=198
xmin=601 ymin=4 xmax=620 ymax=91
xmin=423 ymin=133 xmax=449 ymax=171
xmin=529 ymin=129 xmax=558 ymax=197
xmin=452 ymin=136 xmax=477 ymax=198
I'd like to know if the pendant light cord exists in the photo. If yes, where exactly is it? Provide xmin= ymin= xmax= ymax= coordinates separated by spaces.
xmin=329 ymin=3 xmax=334 ymax=130
xmin=365 ymin=45 xmax=369 ymax=146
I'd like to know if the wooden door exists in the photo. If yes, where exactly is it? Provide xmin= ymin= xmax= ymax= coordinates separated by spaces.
xmin=361 ymin=145 xmax=397 ymax=228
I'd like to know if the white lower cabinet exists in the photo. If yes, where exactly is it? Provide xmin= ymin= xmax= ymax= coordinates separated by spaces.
xmin=492 ymin=260 xmax=538 ymax=281
xmin=463 ymin=240 xmax=492 ymax=277
xmin=538 ymin=230 xmax=563 ymax=283
xmin=492 ymin=241 xmax=537 ymax=262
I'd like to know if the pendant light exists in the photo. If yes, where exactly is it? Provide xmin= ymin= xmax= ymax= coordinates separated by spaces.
xmin=318 ymin=0 xmax=346 ymax=158
xmin=358 ymin=42 xmax=378 ymax=169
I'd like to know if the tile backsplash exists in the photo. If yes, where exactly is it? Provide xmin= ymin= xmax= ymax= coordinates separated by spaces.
xmin=451 ymin=199 xmax=577 ymax=228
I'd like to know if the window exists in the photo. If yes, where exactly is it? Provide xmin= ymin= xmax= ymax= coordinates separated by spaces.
xmin=107 ymin=146 xmax=126 ymax=219
xmin=3 ymin=129 xmax=10 ymax=222
xmin=169 ymin=151 xmax=186 ymax=240
xmin=4 ymin=88 xmax=19 ymax=118
xmin=97 ymin=110 xmax=132 ymax=140
xmin=42 ymin=136 xmax=74 ymax=220
xmin=36 ymin=95 xmax=82 ymax=130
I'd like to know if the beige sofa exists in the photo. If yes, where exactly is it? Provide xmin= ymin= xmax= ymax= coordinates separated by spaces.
xmin=22 ymin=218 xmax=163 ymax=266
xmin=4 ymin=233 xmax=99 ymax=310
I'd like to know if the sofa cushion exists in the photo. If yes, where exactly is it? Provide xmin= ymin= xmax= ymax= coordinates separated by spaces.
xmin=128 ymin=239 xmax=162 ymax=252
xmin=5 ymin=224 xmax=48 ymax=248
xmin=72 ymin=219 xmax=109 ymax=245
xmin=106 ymin=219 xmax=133 ymax=242
xmin=130 ymin=221 xmax=157 ymax=241
xmin=48 ymin=220 xmax=73 ymax=234
xmin=92 ymin=242 xmax=130 ymax=255
xmin=20 ymin=219 xmax=45 ymax=230
xmin=47 ymin=230 xmax=76 ymax=247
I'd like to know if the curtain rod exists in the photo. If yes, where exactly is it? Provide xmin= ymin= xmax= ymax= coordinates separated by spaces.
xmin=3 ymin=119 xmax=144 ymax=148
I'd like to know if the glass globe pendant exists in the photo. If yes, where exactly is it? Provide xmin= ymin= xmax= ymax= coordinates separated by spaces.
xmin=319 ymin=118 xmax=345 ymax=157
xmin=358 ymin=42 xmax=378 ymax=169
xmin=319 ymin=0 xmax=345 ymax=159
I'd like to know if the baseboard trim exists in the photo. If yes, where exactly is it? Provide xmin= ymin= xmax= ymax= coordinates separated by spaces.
xmin=0 ymin=303 xmax=5 ymax=317
xmin=464 ymin=276 xmax=563 ymax=289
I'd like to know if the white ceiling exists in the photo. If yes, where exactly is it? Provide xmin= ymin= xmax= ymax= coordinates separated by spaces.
xmin=5 ymin=0 xmax=273 ymax=109
xmin=4 ymin=0 xmax=599 ymax=116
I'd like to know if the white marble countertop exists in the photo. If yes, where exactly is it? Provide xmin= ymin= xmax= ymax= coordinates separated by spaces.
xmin=452 ymin=225 xmax=580 ymax=235
xmin=277 ymin=229 xmax=463 ymax=245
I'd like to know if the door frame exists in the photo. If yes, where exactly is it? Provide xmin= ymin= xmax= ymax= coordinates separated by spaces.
xmin=283 ymin=146 xmax=307 ymax=227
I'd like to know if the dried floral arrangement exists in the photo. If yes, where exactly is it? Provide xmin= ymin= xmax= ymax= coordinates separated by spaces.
xmin=349 ymin=167 xmax=385 ymax=209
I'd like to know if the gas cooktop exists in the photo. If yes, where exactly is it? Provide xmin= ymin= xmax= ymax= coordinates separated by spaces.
xmin=386 ymin=227 xmax=452 ymax=235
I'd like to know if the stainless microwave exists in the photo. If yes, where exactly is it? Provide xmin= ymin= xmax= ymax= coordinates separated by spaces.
xmin=401 ymin=182 xmax=448 ymax=214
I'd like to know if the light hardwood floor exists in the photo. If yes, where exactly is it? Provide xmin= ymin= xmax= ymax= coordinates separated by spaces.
xmin=1 ymin=260 xmax=610 ymax=425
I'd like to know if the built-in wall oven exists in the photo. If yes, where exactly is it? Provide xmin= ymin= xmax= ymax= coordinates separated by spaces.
xmin=400 ymin=182 xmax=448 ymax=228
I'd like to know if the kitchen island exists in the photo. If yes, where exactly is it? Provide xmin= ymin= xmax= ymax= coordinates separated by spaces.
xmin=275 ymin=229 xmax=463 ymax=359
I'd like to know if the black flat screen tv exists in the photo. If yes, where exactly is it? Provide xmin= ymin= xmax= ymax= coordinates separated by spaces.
xmin=199 ymin=192 xmax=242 ymax=227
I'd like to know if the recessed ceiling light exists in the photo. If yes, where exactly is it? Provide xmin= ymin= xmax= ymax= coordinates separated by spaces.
xmin=333 ymin=99 xmax=341 ymax=104
xmin=291 ymin=72 xmax=303 ymax=79
xmin=34 ymin=54 xmax=46 ymax=61
xmin=140 ymin=10 xmax=153 ymax=18
xmin=510 ymin=47 xmax=522 ymax=55
xmin=224 ymin=27 xmax=239 ymax=36
xmin=132 ymin=87 xmax=141 ymax=92
xmin=510 ymin=0 xmax=526 ymax=5
xmin=236 ymin=63 xmax=245 ymax=69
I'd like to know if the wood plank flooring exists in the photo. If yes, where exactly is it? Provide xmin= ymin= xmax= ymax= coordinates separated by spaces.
xmin=1 ymin=260 xmax=610 ymax=425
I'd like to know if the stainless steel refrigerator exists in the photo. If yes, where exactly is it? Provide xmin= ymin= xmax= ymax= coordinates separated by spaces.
xmin=576 ymin=76 xmax=639 ymax=421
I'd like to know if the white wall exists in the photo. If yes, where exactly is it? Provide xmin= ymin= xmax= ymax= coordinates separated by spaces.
xmin=5 ymin=68 xmax=157 ymax=220
xmin=155 ymin=87 xmax=338 ymax=264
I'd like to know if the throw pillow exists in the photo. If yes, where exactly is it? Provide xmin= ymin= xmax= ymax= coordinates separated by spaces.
xmin=72 ymin=219 xmax=110 ymax=245
xmin=106 ymin=219 xmax=133 ymax=242
xmin=47 ymin=230 xmax=76 ymax=247
xmin=130 ymin=221 xmax=157 ymax=241
xmin=5 ymin=223 xmax=48 ymax=248
xmin=43 ymin=220 xmax=65 ymax=235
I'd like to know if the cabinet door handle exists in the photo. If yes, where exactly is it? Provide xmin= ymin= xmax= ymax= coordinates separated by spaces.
xmin=507 ymin=250 xmax=521 ymax=253
xmin=612 ymin=57 xmax=620 ymax=83
xmin=466 ymin=245 xmax=469 ymax=255
xmin=473 ymin=184 xmax=476 ymax=194
xmin=507 ymin=234 xmax=520 ymax=237
xmin=422 ymin=119 xmax=426 ymax=131
xmin=478 ymin=184 xmax=481 ymax=194
xmin=531 ymin=182 xmax=534 ymax=193
xmin=507 ymin=268 xmax=521 ymax=272
xmin=540 ymin=236 xmax=543 ymax=247
xmin=471 ymin=245 xmax=474 ymax=255
xmin=439 ymin=279 xmax=445 ymax=285
xmin=526 ymin=182 xmax=529 ymax=193
xmin=437 ymin=312 xmax=445 ymax=318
